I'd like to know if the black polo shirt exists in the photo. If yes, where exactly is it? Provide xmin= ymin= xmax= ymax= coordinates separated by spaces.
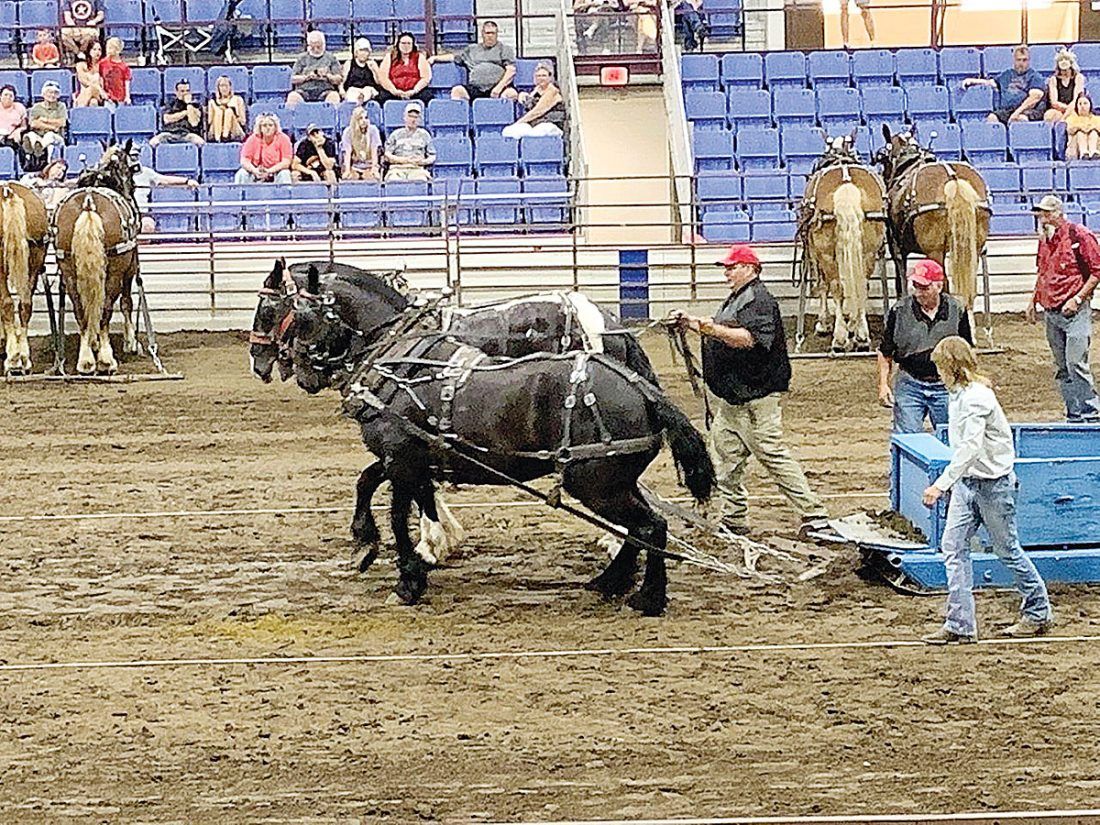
xmin=879 ymin=294 xmax=972 ymax=382
xmin=701 ymin=277 xmax=791 ymax=405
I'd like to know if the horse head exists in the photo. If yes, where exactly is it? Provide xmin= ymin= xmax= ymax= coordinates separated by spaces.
xmin=77 ymin=140 xmax=140 ymax=204
xmin=249 ymin=258 xmax=299 ymax=382
xmin=291 ymin=288 xmax=360 ymax=395
xmin=873 ymin=124 xmax=931 ymax=185
xmin=813 ymin=129 xmax=861 ymax=173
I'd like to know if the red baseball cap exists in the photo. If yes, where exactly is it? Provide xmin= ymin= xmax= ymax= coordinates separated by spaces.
xmin=716 ymin=244 xmax=760 ymax=268
xmin=909 ymin=259 xmax=945 ymax=286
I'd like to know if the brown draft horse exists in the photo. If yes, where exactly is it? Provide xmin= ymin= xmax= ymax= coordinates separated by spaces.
xmin=52 ymin=141 xmax=142 ymax=375
xmin=798 ymin=133 xmax=888 ymax=352
xmin=0 ymin=182 xmax=49 ymax=374
xmin=874 ymin=125 xmax=991 ymax=316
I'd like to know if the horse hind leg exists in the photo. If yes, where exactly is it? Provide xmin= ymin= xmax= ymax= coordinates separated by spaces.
xmin=120 ymin=282 xmax=138 ymax=354
xmin=391 ymin=481 xmax=430 ymax=605
xmin=95 ymin=320 xmax=118 ymax=374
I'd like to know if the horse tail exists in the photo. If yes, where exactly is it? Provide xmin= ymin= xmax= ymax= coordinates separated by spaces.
xmin=0 ymin=185 xmax=30 ymax=309
xmin=832 ymin=182 xmax=866 ymax=321
xmin=646 ymin=390 xmax=715 ymax=503
xmin=73 ymin=195 xmax=107 ymax=333
xmin=623 ymin=330 xmax=662 ymax=387
xmin=945 ymin=177 xmax=980 ymax=310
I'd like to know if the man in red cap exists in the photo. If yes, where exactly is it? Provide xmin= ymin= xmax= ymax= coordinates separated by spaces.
xmin=676 ymin=244 xmax=827 ymax=536
xmin=877 ymin=259 xmax=972 ymax=433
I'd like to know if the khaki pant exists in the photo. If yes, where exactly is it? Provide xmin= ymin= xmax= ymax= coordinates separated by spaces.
xmin=384 ymin=166 xmax=431 ymax=182
xmin=708 ymin=391 xmax=827 ymax=528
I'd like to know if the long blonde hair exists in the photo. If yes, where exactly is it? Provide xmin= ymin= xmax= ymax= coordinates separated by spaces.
xmin=347 ymin=108 xmax=373 ymax=163
xmin=253 ymin=112 xmax=283 ymax=136
xmin=931 ymin=336 xmax=991 ymax=390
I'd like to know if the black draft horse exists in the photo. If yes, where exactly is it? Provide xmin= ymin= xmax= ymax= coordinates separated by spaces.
xmin=290 ymin=273 xmax=715 ymax=616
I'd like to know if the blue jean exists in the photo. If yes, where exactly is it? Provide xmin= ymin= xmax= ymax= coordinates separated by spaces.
xmin=234 ymin=168 xmax=292 ymax=185
xmin=1045 ymin=308 xmax=1100 ymax=421
xmin=893 ymin=371 xmax=950 ymax=433
xmin=940 ymin=473 xmax=1052 ymax=637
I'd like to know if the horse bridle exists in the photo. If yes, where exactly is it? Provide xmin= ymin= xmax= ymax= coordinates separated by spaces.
xmin=248 ymin=267 xmax=299 ymax=361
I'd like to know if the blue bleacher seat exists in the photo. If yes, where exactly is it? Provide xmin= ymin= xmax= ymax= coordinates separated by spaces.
xmin=149 ymin=0 xmax=183 ymax=24
xmin=735 ymin=127 xmax=780 ymax=170
xmin=817 ymin=87 xmax=860 ymax=130
xmin=1075 ymin=43 xmax=1100 ymax=75
xmin=906 ymin=85 xmax=950 ymax=123
xmin=183 ymin=0 xmax=224 ymax=23
xmin=916 ymin=121 xmax=962 ymax=160
xmin=989 ymin=202 xmax=1035 ymax=236
xmin=338 ymin=181 xmax=382 ymax=229
xmin=852 ymin=126 xmax=873 ymax=162
xmin=895 ymin=48 xmax=938 ymax=86
xmin=427 ymin=99 xmax=469 ymax=136
xmin=951 ymin=85 xmax=995 ymax=123
xmin=523 ymin=175 xmax=569 ymax=225
xmin=205 ymin=184 xmax=243 ymax=234
xmin=252 ymin=65 xmax=292 ymax=102
xmin=65 ymin=143 xmax=104 ymax=170
xmin=106 ymin=0 xmax=146 ymax=47
xmin=1028 ymin=44 xmax=1062 ymax=73
xmin=136 ymin=143 xmax=154 ymax=168
xmin=939 ymin=46 xmax=982 ymax=86
xmin=726 ymin=89 xmax=771 ymax=130
xmin=1009 ymin=121 xmax=1053 ymax=163
xmin=681 ymin=55 xmax=720 ymax=91
xmin=976 ymin=162 xmax=1022 ymax=200
xmin=0 ymin=147 xmax=15 ymax=178
xmin=129 ymin=68 xmax=163 ymax=107
xmin=164 ymin=67 xmax=206 ymax=96
xmin=702 ymin=210 xmax=750 ymax=243
xmin=475 ymin=178 xmax=521 ymax=224
xmin=0 ymin=4 xmax=15 ymax=56
xmin=781 ymin=126 xmax=826 ymax=175
xmin=70 ymin=107 xmax=113 ymax=143
xmin=764 ymin=52 xmax=806 ymax=90
xmin=242 ymin=183 xmax=291 ymax=232
xmin=1086 ymin=206 xmax=1100 ymax=233
xmin=721 ymin=54 xmax=763 ymax=89
xmin=201 ymin=141 xmax=243 ymax=182
xmin=391 ymin=0 xmax=427 ymax=38
xmin=514 ymin=58 xmax=554 ymax=92
xmin=31 ymin=70 xmax=74 ymax=100
xmin=788 ymin=172 xmax=808 ymax=199
xmin=520 ymin=135 xmax=564 ymax=177
xmin=249 ymin=101 xmax=289 ymax=129
xmin=207 ymin=66 xmax=252 ymax=102
xmin=1068 ymin=161 xmax=1100 ymax=200
xmin=961 ymin=121 xmax=1007 ymax=164
xmin=851 ymin=50 xmax=895 ymax=88
xmin=743 ymin=173 xmax=788 ymax=208
xmin=772 ymin=88 xmax=815 ymax=128
xmin=435 ymin=0 xmax=476 ymax=50
xmin=292 ymin=183 xmax=333 ymax=231
xmin=750 ymin=208 xmax=797 ymax=242
xmin=428 ymin=62 xmax=467 ymax=95
xmin=474 ymin=136 xmax=518 ymax=177
xmin=697 ymin=171 xmax=743 ymax=212
xmin=981 ymin=45 xmax=1015 ymax=76
xmin=1021 ymin=161 xmax=1065 ymax=196
xmin=472 ymin=98 xmax=516 ymax=136
xmin=308 ymin=0 xmax=351 ymax=49
xmin=693 ymin=129 xmax=735 ymax=172
xmin=383 ymin=99 xmax=410 ymax=133
xmin=684 ymin=91 xmax=726 ymax=131
xmin=150 ymin=185 xmax=197 ymax=234
xmin=807 ymin=50 xmax=849 ymax=88
xmin=18 ymin=2 xmax=56 ymax=37
xmin=433 ymin=136 xmax=473 ymax=178
xmin=155 ymin=142 xmax=200 ymax=176
xmin=268 ymin=0 xmax=306 ymax=49
xmin=384 ymin=180 xmax=432 ymax=228
xmin=291 ymin=101 xmax=337 ymax=137
xmin=0 ymin=71 xmax=30 ymax=101
xmin=861 ymin=87 xmax=906 ymax=125
xmin=704 ymin=0 xmax=743 ymax=39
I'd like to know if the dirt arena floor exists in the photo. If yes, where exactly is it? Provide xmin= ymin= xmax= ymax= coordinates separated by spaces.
xmin=3 ymin=316 xmax=1100 ymax=822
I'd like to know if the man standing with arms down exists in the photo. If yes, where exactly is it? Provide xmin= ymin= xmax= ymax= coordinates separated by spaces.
xmin=1029 ymin=195 xmax=1100 ymax=422
xmin=878 ymin=259 xmax=973 ymax=433
xmin=676 ymin=244 xmax=828 ymax=536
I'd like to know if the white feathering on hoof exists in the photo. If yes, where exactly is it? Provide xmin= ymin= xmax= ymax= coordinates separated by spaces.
xmin=415 ymin=517 xmax=448 ymax=565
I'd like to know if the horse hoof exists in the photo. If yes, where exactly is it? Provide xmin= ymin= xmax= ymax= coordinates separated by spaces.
xmin=394 ymin=576 xmax=426 ymax=606
xmin=76 ymin=360 xmax=96 ymax=376
xmin=626 ymin=589 xmax=667 ymax=617
xmin=97 ymin=361 xmax=118 ymax=375
xmin=585 ymin=569 xmax=636 ymax=600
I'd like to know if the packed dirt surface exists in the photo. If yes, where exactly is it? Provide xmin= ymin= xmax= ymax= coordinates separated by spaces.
xmin=2 ymin=317 xmax=1100 ymax=822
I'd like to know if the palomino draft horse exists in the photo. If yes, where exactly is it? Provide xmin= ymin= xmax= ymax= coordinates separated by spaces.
xmin=292 ymin=281 xmax=714 ymax=615
xmin=0 ymin=181 xmax=49 ymax=374
xmin=874 ymin=126 xmax=991 ymax=326
xmin=52 ymin=141 xmax=142 ymax=374
xmin=797 ymin=133 xmax=887 ymax=352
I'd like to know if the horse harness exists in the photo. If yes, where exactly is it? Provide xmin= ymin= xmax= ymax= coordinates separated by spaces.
xmin=53 ymin=187 xmax=141 ymax=261
xmin=797 ymin=161 xmax=888 ymax=241
xmin=888 ymin=157 xmax=991 ymax=245
xmin=441 ymin=291 xmax=593 ymax=354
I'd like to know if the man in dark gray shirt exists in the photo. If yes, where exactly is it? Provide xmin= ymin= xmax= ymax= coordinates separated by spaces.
xmin=287 ymin=30 xmax=343 ymax=106
xmin=434 ymin=20 xmax=517 ymax=101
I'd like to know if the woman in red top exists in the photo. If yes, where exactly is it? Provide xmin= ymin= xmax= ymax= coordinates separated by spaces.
xmin=74 ymin=41 xmax=107 ymax=108
xmin=235 ymin=113 xmax=293 ymax=184
xmin=377 ymin=32 xmax=432 ymax=105
xmin=98 ymin=38 xmax=132 ymax=106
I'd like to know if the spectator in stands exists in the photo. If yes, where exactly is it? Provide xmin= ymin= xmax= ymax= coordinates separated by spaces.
xmin=19 ymin=159 xmax=72 ymax=211
xmin=383 ymin=101 xmax=435 ymax=182
xmin=134 ymin=165 xmax=199 ymax=233
xmin=61 ymin=0 xmax=105 ymax=59
xmin=235 ymin=112 xmax=293 ymax=184
xmin=287 ymin=31 xmax=343 ymax=107
xmin=632 ymin=0 xmax=659 ymax=53
xmin=292 ymin=123 xmax=339 ymax=184
xmin=99 ymin=37 xmax=132 ymax=108
xmin=840 ymin=0 xmax=876 ymax=50
xmin=502 ymin=62 xmax=564 ymax=139
xmin=344 ymin=38 xmax=382 ymax=104
xmin=31 ymin=29 xmax=61 ymax=69
xmin=673 ymin=0 xmax=707 ymax=53
xmin=434 ymin=21 xmax=517 ymax=101
xmin=1065 ymin=94 xmax=1100 ymax=160
xmin=341 ymin=106 xmax=382 ymax=181
xmin=74 ymin=41 xmax=107 ymax=108
xmin=22 ymin=82 xmax=68 ymax=167
xmin=207 ymin=75 xmax=247 ymax=143
xmin=0 ymin=86 xmax=28 ymax=154
xmin=377 ymin=32 xmax=433 ymax=106
xmin=1045 ymin=49 xmax=1086 ymax=124
xmin=961 ymin=44 xmax=1046 ymax=124
xmin=150 ymin=80 xmax=205 ymax=148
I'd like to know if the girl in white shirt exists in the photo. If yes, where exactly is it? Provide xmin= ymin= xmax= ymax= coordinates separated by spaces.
xmin=920 ymin=336 xmax=1053 ymax=644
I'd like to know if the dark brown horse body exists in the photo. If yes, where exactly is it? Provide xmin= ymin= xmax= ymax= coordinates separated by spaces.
xmin=0 ymin=182 xmax=49 ymax=374
xmin=52 ymin=144 xmax=141 ymax=374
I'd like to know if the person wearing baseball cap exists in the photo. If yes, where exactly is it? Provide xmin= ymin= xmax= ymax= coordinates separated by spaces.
xmin=344 ymin=38 xmax=381 ymax=104
xmin=23 ymin=81 xmax=68 ymax=162
xmin=1029 ymin=193 xmax=1100 ymax=421
xmin=383 ymin=101 xmax=435 ymax=182
xmin=675 ymin=244 xmax=828 ymax=537
xmin=877 ymin=258 xmax=973 ymax=433
xmin=292 ymin=122 xmax=339 ymax=183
